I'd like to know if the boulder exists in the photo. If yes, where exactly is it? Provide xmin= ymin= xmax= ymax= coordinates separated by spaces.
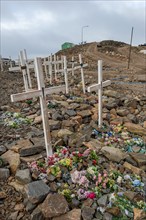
xmin=24 ymin=180 xmax=50 ymax=204
xmin=15 ymin=169 xmax=32 ymax=185
xmin=124 ymin=122 xmax=146 ymax=136
xmin=1 ymin=150 xmax=20 ymax=174
xmin=52 ymin=209 xmax=81 ymax=220
xmin=41 ymin=193 xmax=69 ymax=218
xmin=101 ymin=146 xmax=126 ymax=162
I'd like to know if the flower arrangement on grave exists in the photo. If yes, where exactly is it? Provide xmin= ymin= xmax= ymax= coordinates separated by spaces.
xmin=1 ymin=111 xmax=32 ymax=128
xmin=27 ymin=141 xmax=146 ymax=219
xmin=47 ymin=165 xmax=61 ymax=177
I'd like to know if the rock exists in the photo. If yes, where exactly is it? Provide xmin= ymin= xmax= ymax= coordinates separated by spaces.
xmin=133 ymin=208 xmax=146 ymax=220
xmin=0 ymin=191 xmax=7 ymax=199
xmin=11 ymin=139 xmax=32 ymax=152
xmin=20 ymin=152 xmax=45 ymax=163
xmin=82 ymin=206 xmax=95 ymax=220
xmin=68 ymin=133 xmax=88 ymax=147
xmin=101 ymin=146 xmax=126 ymax=162
xmin=14 ymin=203 xmax=25 ymax=211
xmin=125 ymin=155 xmax=137 ymax=166
xmin=97 ymin=195 xmax=108 ymax=207
xmin=0 ymin=105 xmax=10 ymax=111
xmin=82 ymin=198 xmax=93 ymax=207
xmin=65 ymin=109 xmax=77 ymax=117
xmin=103 ymin=212 xmax=113 ymax=220
xmin=83 ymin=139 xmax=103 ymax=153
xmin=95 ymin=211 xmax=103 ymax=220
xmin=117 ymin=108 xmax=129 ymax=116
xmin=15 ymin=169 xmax=32 ymax=185
xmin=31 ymin=205 xmax=44 ymax=220
xmin=49 ymin=182 xmax=58 ymax=192
xmin=71 ymin=115 xmax=82 ymax=124
xmin=49 ymin=120 xmax=61 ymax=130
xmin=41 ymin=193 xmax=69 ymax=218
xmin=0 ymin=168 xmax=10 ymax=180
xmin=8 ymin=211 xmax=19 ymax=220
xmin=19 ymin=145 xmax=44 ymax=157
xmin=124 ymin=191 xmax=137 ymax=201
xmin=106 ymin=207 xmax=120 ymax=216
xmin=127 ymin=114 xmax=138 ymax=123
xmin=52 ymin=208 xmax=81 ymax=220
xmin=77 ymin=110 xmax=92 ymax=118
xmin=57 ymin=129 xmax=73 ymax=138
xmin=1 ymin=150 xmax=20 ymax=174
xmin=52 ymin=112 xmax=63 ymax=120
xmin=9 ymin=180 xmax=25 ymax=192
xmin=104 ymin=90 xmax=120 ymax=98
xmin=34 ymin=115 xmax=42 ymax=124
xmin=71 ymin=198 xmax=80 ymax=208
xmin=124 ymin=122 xmax=146 ymax=136
xmin=106 ymin=101 xmax=117 ymax=110
xmin=143 ymin=121 xmax=146 ymax=128
xmin=126 ymin=99 xmax=138 ymax=108
xmin=130 ymin=153 xmax=146 ymax=166
xmin=123 ymin=162 xmax=142 ymax=175
xmin=24 ymin=198 xmax=37 ymax=212
xmin=24 ymin=180 xmax=50 ymax=204
xmin=0 ymin=145 xmax=6 ymax=155
xmin=110 ymin=117 xmax=123 ymax=125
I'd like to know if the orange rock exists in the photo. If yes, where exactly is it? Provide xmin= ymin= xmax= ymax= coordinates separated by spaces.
xmin=123 ymin=162 xmax=142 ymax=175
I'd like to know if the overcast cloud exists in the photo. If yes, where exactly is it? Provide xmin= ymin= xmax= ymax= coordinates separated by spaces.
xmin=1 ymin=0 xmax=145 ymax=59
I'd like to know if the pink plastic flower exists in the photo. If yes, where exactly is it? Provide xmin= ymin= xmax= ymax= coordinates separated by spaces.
xmin=102 ymin=182 xmax=107 ymax=188
xmin=86 ymin=192 xmax=96 ymax=199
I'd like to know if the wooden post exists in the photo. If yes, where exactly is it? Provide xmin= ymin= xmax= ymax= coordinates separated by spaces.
xmin=54 ymin=54 xmax=57 ymax=81
xmin=98 ymin=60 xmax=102 ymax=127
xmin=87 ymin=60 xmax=111 ymax=128
xmin=23 ymin=49 xmax=28 ymax=62
xmin=79 ymin=54 xmax=85 ymax=94
xmin=23 ymin=49 xmax=32 ymax=89
xmin=57 ymin=55 xmax=59 ymax=73
xmin=34 ymin=57 xmax=53 ymax=156
xmin=20 ymin=51 xmax=29 ymax=91
xmin=49 ymin=54 xmax=53 ymax=84
xmin=44 ymin=57 xmax=49 ymax=80
xmin=64 ymin=56 xmax=69 ymax=94
xmin=127 ymin=27 xmax=134 ymax=69
xmin=61 ymin=55 xmax=64 ymax=75
xmin=72 ymin=56 xmax=75 ymax=76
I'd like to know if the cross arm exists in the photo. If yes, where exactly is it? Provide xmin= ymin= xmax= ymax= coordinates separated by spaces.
xmin=87 ymin=80 xmax=111 ymax=92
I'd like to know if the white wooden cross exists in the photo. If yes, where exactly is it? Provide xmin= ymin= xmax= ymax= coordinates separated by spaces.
xmin=9 ymin=50 xmax=34 ymax=90
xmin=87 ymin=60 xmax=111 ymax=127
xmin=11 ymin=57 xmax=66 ymax=157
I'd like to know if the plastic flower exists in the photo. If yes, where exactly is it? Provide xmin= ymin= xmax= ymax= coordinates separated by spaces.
xmin=86 ymin=192 xmax=96 ymax=199
xmin=132 ymin=179 xmax=144 ymax=187
xmin=79 ymin=176 xmax=89 ymax=188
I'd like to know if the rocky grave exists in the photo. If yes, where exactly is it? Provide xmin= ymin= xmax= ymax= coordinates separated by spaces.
xmin=0 ymin=41 xmax=146 ymax=220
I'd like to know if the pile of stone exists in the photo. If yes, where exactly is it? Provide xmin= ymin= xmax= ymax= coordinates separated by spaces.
xmin=0 ymin=89 xmax=146 ymax=220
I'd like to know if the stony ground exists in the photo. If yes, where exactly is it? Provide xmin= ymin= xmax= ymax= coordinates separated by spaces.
xmin=0 ymin=41 xmax=146 ymax=220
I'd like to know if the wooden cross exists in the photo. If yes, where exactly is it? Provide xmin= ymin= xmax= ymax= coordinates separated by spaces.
xmin=11 ymin=57 xmax=66 ymax=157
xmin=87 ymin=60 xmax=111 ymax=127
xmin=9 ymin=50 xmax=34 ymax=90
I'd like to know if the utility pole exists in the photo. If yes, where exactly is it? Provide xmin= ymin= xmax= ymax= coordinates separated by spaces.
xmin=127 ymin=27 xmax=134 ymax=69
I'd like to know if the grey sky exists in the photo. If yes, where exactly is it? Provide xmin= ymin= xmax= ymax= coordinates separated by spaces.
xmin=1 ymin=0 xmax=145 ymax=59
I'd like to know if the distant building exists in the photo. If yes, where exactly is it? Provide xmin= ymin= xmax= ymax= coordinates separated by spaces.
xmin=61 ymin=42 xmax=75 ymax=50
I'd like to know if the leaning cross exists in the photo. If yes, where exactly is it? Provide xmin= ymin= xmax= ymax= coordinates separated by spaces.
xmin=11 ymin=57 xmax=66 ymax=157
xmin=87 ymin=60 xmax=111 ymax=127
